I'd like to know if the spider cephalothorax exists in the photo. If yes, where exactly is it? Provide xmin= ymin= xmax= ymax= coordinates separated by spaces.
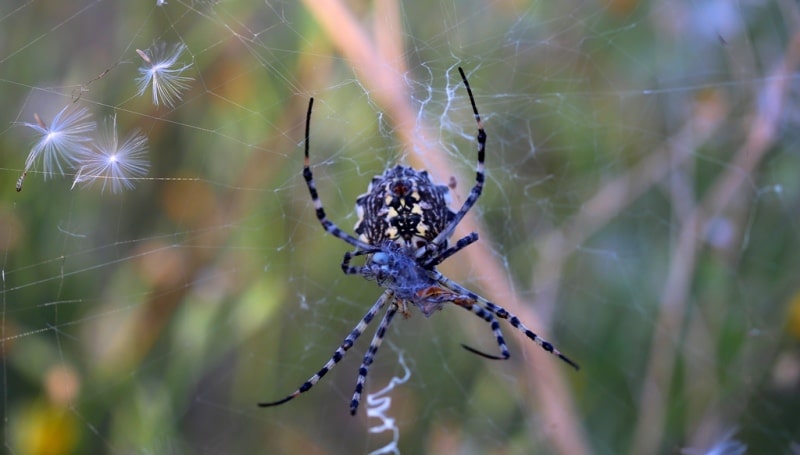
xmin=259 ymin=67 xmax=578 ymax=416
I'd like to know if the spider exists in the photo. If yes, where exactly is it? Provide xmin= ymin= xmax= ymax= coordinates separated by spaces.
xmin=259 ymin=67 xmax=579 ymax=416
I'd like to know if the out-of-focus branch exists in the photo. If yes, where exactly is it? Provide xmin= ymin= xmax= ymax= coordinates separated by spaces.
xmin=629 ymin=31 xmax=800 ymax=455
xmin=530 ymin=89 xmax=727 ymax=320
xmin=523 ymin=87 xmax=725 ymax=455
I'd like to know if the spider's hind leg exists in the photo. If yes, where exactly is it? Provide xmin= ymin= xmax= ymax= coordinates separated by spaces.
xmin=302 ymin=97 xmax=373 ymax=251
xmin=429 ymin=67 xmax=487 ymax=247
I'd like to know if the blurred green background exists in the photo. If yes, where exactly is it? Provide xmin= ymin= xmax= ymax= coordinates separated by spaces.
xmin=1 ymin=1 xmax=799 ymax=454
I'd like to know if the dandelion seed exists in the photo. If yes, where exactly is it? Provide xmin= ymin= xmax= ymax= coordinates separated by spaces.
xmin=135 ymin=43 xmax=193 ymax=108
xmin=16 ymin=172 xmax=27 ymax=192
xmin=681 ymin=427 xmax=746 ymax=455
xmin=73 ymin=115 xmax=150 ymax=194
xmin=17 ymin=106 xmax=95 ymax=191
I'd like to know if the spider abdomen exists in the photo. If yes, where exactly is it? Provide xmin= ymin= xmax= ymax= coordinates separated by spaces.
xmin=355 ymin=165 xmax=455 ymax=257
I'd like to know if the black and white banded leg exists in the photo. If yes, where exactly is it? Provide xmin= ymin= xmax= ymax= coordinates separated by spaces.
xmin=452 ymin=297 xmax=510 ymax=360
xmin=302 ymin=97 xmax=374 ymax=252
xmin=258 ymin=291 xmax=394 ymax=408
xmin=341 ymin=248 xmax=380 ymax=275
xmin=430 ymin=66 xmax=487 ymax=248
xmin=423 ymin=232 xmax=479 ymax=269
xmin=349 ymin=301 xmax=399 ymax=415
xmin=437 ymin=275 xmax=580 ymax=370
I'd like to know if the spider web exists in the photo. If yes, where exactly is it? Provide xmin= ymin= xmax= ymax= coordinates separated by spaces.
xmin=1 ymin=1 xmax=799 ymax=454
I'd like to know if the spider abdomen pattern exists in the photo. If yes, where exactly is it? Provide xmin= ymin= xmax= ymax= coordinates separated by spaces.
xmin=355 ymin=166 xmax=455 ymax=258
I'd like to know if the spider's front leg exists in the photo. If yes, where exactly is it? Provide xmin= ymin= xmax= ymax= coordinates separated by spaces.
xmin=258 ymin=291 xmax=393 ymax=409
xmin=349 ymin=299 xmax=399 ymax=415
